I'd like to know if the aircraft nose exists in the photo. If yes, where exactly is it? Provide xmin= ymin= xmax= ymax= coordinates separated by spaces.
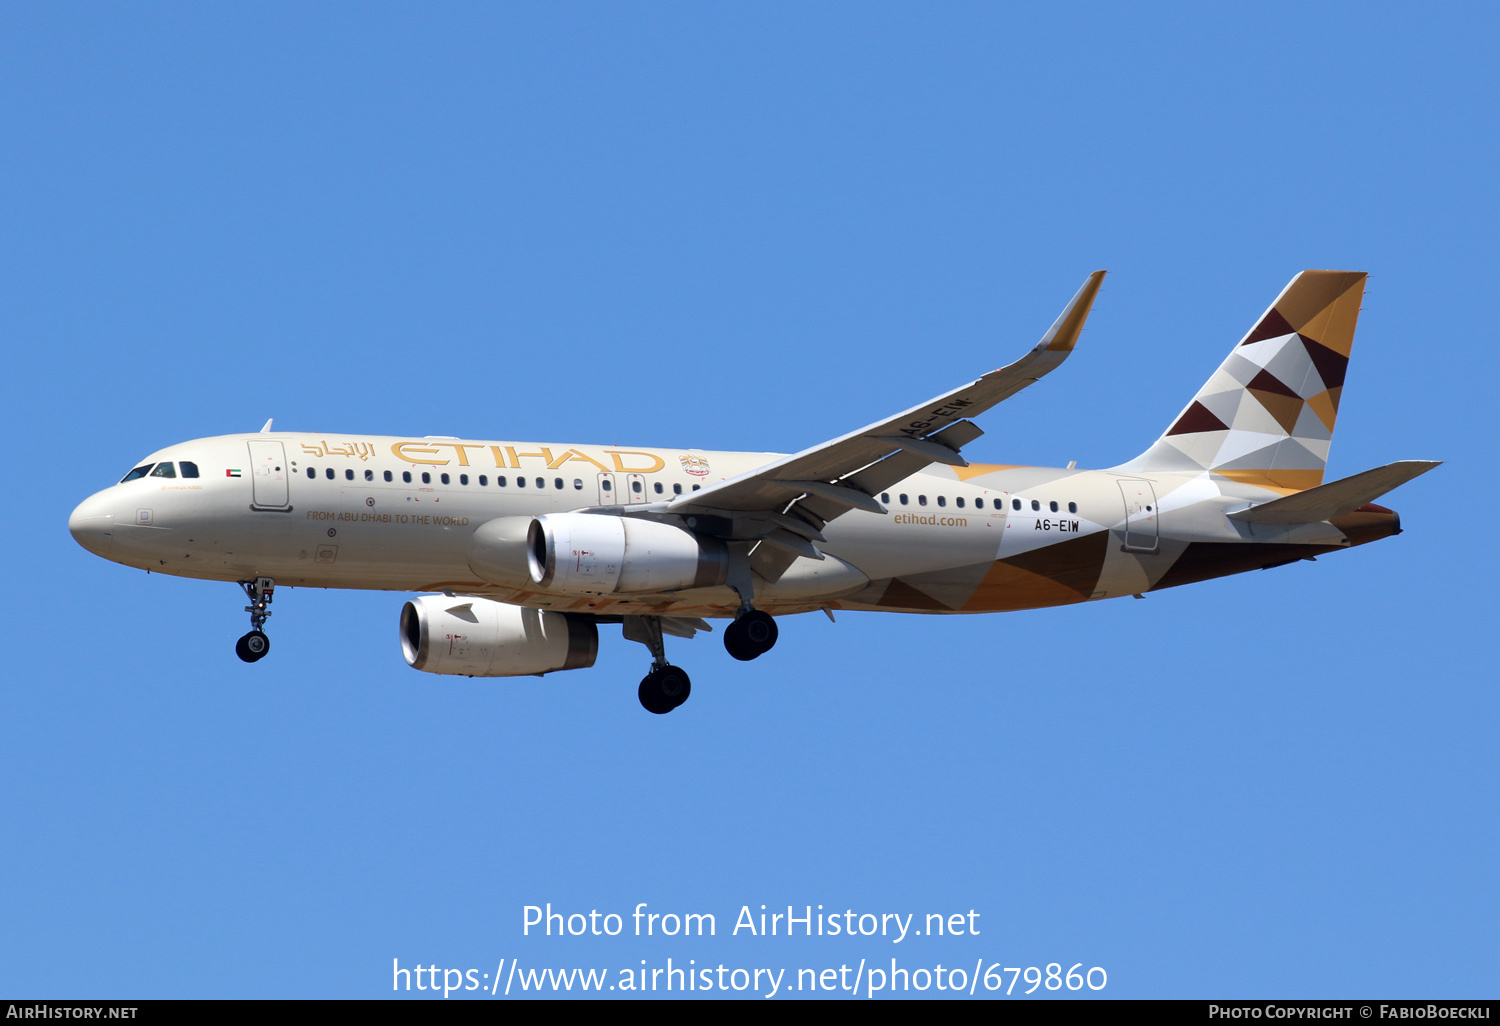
xmin=69 ymin=491 xmax=116 ymax=557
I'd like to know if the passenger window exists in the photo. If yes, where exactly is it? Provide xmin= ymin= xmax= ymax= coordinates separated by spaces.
xmin=918 ymin=495 xmax=927 ymax=506
xmin=554 ymin=478 xmax=563 ymax=489
xmin=422 ymin=472 xmax=431 ymax=484
xmin=956 ymin=497 xmax=964 ymax=508
xmin=440 ymin=473 xmax=450 ymax=485
xmin=937 ymin=496 xmax=946 ymax=507
xmin=975 ymin=497 xmax=984 ymax=509
xmin=460 ymin=474 xmax=469 ymax=485
xmin=692 ymin=484 xmax=700 ymax=491
xmin=882 ymin=493 xmax=890 ymax=503
xmin=151 ymin=463 xmax=177 ymax=479
xmin=179 ymin=462 xmax=200 ymax=479
xmin=345 ymin=469 xmax=354 ymax=481
xmin=535 ymin=478 xmax=544 ymax=489
xmin=601 ymin=479 xmax=610 ymax=492
xmin=498 ymin=476 xmax=507 ymax=487
xmin=402 ymin=471 xmax=412 ymax=483
xmin=365 ymin=469 xmax=374 ymax=482
xmin=384 ymin=470 xmax=393 ymax=482
xmin=673 ymin=483 xmax=682 ymax=495
xmin=1049 ymin=500 xmax=1058 ymax=512
xmin=900 ymin=494 xmax=908 ymax=505
xmin=574 ymin=479 xmax=583 ymax=490
xmin=654 ymin=482 xmax=663 ymax=494
xmin=120 ymin=464 xmax=154 ymax=483
xmin=1031 ymin=499 xmax=1040 ymax=511
xmin=631 ymin=480 xmax=642 ymax=493
xmin=1012 ymin=499 xmax=1021 ymax=511
xmin=325 ymin=468 xmax=334 ymax=480
xmin=1068 ymin=502 xmax=1077 ymax=514
xmin=479 ymin=475 xmax=487 ymax=486
xmin=307 ymin=468 xmax=316 ymax=479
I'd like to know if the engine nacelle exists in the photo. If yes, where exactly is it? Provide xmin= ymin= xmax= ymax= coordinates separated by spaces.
xmin=400 ymin=595 xmax=597 ymax=676
xmin=467 ymin=516 xmax=535 ymax=589
xmin=526 ymin=513 xmax=728 ymax=595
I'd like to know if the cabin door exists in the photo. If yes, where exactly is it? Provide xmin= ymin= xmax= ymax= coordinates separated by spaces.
xmin=248 ymin=440 xmax=291 ymax=511
xmin=1116 ymin=479 xmax=1158 ymax=553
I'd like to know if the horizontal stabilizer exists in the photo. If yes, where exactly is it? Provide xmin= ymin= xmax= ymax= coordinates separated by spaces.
xmin=1228 ymin=460 xmax=1441 ymax=524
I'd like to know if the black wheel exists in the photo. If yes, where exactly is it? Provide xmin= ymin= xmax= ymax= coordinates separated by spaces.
xmin=657 ymin=666 xmax=691 ymax=708
xmin=724 ymin=610 xmax=778 ymax=661
xmin=638 ymin=673 xmax=672 ymax=714
xmin=237 ymin=630 xmax=270 ymax=663
xmin=723 ymin=623 xmax=753 ymax=661
xmin=638 ymin=667 xmax=691 ymax=714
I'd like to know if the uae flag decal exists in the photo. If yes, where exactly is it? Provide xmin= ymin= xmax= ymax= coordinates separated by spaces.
xmin=226 ymin=469 xmax=243 ymax=477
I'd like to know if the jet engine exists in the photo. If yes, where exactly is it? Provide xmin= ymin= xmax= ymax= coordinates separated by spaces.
xmin=467 ymin=516 xmax=535 ymax=589
xmin=526 ymin=513 xmax=728 ymax=595
xmin=400 ymin=595 xmax=597 ymax=676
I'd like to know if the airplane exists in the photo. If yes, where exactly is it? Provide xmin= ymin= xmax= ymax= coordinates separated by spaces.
xmin=68 ymin=270 xmax=1438 ymax=713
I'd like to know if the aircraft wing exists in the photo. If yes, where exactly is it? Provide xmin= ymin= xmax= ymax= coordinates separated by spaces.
xmin=666 ymin=271 xmax=1106 ymax=534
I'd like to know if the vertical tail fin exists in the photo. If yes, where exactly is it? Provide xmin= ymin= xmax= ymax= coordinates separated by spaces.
xmin=1117 ymin=270 xmax=1367 ymax=492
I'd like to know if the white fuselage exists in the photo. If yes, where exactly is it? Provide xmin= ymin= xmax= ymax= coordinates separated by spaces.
xmin=68 ymin=431 xmax=1348 ymax=619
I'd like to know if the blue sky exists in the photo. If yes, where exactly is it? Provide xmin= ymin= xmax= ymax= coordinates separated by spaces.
xmin=2 ymin=3 xmax=1495 ymax=999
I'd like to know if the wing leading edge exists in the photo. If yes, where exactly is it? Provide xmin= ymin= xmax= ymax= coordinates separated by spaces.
xmin=662 ymin=271 xmax=1106 ymax=580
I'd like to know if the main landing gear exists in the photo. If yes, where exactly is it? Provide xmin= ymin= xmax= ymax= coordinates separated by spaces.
xmin=623 ymin=616 xmax=691 ymax=715
xmin=639 ymin=665 xmax=692 ymax=716
xmin=235 ymin=577 xmax=275 ymax=663
xmin=724 ymin=609 xmax=778 ymax=661
xmin=621 ymin=607 xmax=779 ymax=713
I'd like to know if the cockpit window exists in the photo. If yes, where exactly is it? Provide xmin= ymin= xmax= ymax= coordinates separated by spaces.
xmin=179 ymin=462 xmax=200 ymax=478
xmin=120 ymin=464 xmax=154 ymax=483
xmin=150 ymin=462 xmax=177 ymax=479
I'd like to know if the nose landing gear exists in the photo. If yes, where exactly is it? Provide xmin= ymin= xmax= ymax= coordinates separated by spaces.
xmin=235 ymin=630 xmax=270 ymax=662
xmin=236 ymin=577 xmax=275 ymax=663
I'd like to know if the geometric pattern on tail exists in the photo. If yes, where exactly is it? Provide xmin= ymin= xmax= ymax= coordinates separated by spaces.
xmin=1119 ymin=270 xmax=1366 ymax=492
